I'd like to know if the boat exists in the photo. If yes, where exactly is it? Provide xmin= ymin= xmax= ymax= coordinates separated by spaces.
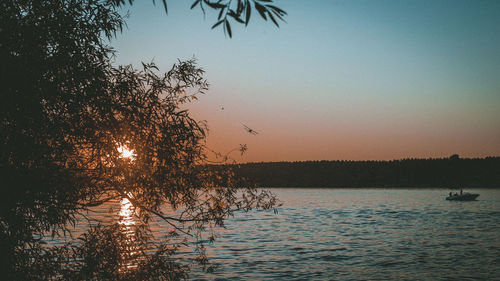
xmin=445 ymin=192 xmax=479 ymax=201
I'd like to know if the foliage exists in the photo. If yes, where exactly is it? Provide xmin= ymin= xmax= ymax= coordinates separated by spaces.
xmin=112 ymin=0 xmax=287 ymax=37
xmin=0 ymin=0 xmax=282 ymax=279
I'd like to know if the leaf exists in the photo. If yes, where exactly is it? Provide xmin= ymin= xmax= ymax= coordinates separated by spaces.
xmin=245 ymin=2 xmax=251 ymax=26
xmin=267 ymin=4 xmax=286 ymax=15
xmin=229 ymin=10 xmax=245 ymax=24
xmin=225 ymin=20 xmax=232 ymax=37
xmin=191 ymin=0 xmax=201 ymax=9
xmin=211 ymin=19 xmax=224 ymax=29
xmin=271 ymin=9 xmax=285 ymax=22
xmin=254 ymin=2 xmax=267 ymax=20
xmin=162 ymin=0 xmax=168 ymax=13
xmin=237 ymin=0 xmax=243 ymax=14
xmin=206 ymin=1 xmax=225 ymax=9
xmin=268 ymin=13 xmax=279 ymax=27
xmin=217 ymin=6 xmax=225 ymax=20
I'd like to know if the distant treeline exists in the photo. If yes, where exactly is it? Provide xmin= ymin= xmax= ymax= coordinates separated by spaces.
xmin=223 ymin=156 xmax=500 ymax=188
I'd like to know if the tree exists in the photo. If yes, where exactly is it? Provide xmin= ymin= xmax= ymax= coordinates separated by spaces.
xmin=0 ymin=0 xmax=284 ymax=279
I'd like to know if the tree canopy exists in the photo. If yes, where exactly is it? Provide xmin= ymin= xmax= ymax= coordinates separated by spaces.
xmin=0 ymin=0 xmax=283 ymax=279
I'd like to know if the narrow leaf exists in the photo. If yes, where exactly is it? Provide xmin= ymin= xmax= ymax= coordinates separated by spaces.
xmin=267 ymin=5 xmax=286 ymax=15
xmin=254 ymin=2 xmax=267 ymax=20
xmin=245 ymin=2 xmax=251 ymax=25
xmin=162 ymin=0 xmax=168 ymax=13
xmin=211 ymin=19 xmax=224 ymax=29
xmin=191 ymin=0 xmax=201 ymax=9
xmin=229 ymin=10 xmax=245 ymax=23
xmin=269 ymin=13 xmax=279 ymax=27
xmin=218 ymin=7 xmax=225 ymax=20
xmin=225 ymin=20 xmax=232 ymax=37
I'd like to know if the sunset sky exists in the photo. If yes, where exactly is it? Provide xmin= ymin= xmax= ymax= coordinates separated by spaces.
xmin=114 ymin=0 xmax=500 ymax=162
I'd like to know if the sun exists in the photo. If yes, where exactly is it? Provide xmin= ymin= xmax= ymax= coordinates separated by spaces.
xmin=117 ymin=145 xmax=136 ymax=160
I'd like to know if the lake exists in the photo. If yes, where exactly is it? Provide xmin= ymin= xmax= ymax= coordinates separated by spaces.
xmin=192 ymin=188 xmax=500 ymax=280
xmin=76 ymin=188 xmax=500 ymax=280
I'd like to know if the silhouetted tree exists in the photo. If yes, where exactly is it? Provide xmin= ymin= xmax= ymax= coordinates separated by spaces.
xmin=1 ymin=0 xmax=284 ymax=279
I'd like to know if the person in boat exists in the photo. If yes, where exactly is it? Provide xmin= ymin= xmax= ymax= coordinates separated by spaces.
xmin=460 ymin=189 xmax=463 ymax=195
xmin=449 ymin=192 xmax=452 ymax=197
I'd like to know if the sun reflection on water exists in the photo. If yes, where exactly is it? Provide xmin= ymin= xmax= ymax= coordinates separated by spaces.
xmin=118 ymin=197 xmax=139 ymax=271
xmin=119 ymin=197 xmax=135 ymax=227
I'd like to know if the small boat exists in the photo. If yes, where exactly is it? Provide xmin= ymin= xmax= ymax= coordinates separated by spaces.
xmin=445 ymin=192 xmax=479 ymax=201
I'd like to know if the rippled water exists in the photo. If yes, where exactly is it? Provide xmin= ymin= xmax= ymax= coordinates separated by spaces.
xmin=191 ymin=188 xmax=500 ymax=280
xmin=71 ymin=188 xmax=500 ymax=280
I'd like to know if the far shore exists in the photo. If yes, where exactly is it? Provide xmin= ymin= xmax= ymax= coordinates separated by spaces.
xmin=221 ymin=157 xmax=500 ymax=188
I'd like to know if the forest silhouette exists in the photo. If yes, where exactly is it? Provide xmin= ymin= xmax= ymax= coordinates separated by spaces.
xmin=229 ymin=156 xmax=500 ymax=188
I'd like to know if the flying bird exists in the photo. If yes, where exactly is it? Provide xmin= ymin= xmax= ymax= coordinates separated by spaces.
xmin=243 ymin=124 xmax=259 ymax=135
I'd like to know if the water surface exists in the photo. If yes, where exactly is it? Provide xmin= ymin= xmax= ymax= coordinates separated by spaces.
xmin=73 ymin=188 xmax=500 ymax=280
xmin=192 ymin=188 xmax=500 ymax=280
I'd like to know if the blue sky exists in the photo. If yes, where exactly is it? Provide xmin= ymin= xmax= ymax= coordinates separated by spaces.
xmin=113 ymin=0 xmax=500 ymax=161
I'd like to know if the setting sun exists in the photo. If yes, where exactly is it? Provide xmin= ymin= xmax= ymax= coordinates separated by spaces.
xmin=117 ymin=145 xmax=135 ymax=160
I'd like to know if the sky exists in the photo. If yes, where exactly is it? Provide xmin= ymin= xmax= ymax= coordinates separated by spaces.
xmin=113 ymin=0 xmax=500 ymax=162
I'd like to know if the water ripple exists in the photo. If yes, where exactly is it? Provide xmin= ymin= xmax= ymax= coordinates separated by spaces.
xmin=185 ymin=188 xmax=500 ymax=280
xmin=72 ymin=188 xmax=500 ymax=280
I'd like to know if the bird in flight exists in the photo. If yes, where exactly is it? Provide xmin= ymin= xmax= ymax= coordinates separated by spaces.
xmin=243 ymin=124 xmax=259 ymax=135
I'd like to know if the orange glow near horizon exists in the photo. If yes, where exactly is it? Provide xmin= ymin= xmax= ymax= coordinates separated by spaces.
xmin=115 ymin=0 xmax=500 ymax=163
xmin=193 ymin=106 xmax=500 ymax=163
